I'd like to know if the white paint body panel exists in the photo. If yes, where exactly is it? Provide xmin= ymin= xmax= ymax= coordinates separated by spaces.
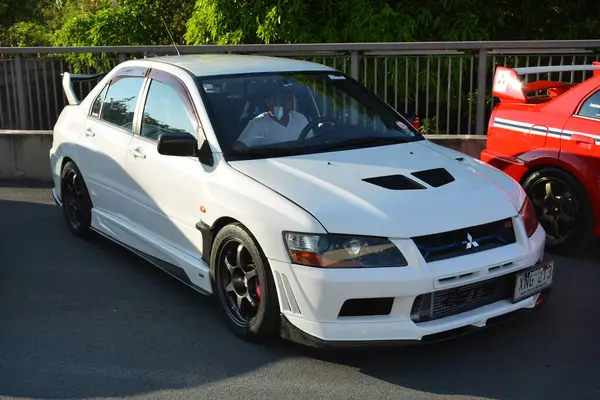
xmin=49 ymin=54 xmax=549 ymax=344
xmin=273 ymin=223 xmax=545 ymax=341
xmin=229 ymin=140 xmax=525 ymax=238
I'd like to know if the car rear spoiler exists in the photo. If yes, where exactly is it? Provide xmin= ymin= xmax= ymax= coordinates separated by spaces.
xmin=492 ymin=62 xmax=600 ymax=104
xmin=61 ymin=72 xmax=105 ymax=105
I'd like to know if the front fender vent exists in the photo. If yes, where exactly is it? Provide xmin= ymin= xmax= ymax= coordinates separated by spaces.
xmin=362 ymin=174 xmax=425 ymax=190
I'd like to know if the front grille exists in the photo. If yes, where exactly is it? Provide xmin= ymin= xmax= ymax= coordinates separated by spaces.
xmin=410 ymin=273 xmax=515 ymax=323
xmin=412 ymin=218 xmax=516 ymax=262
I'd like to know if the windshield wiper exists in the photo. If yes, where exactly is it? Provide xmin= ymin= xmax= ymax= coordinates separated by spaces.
xmin=321 ymin=136 xmax=409 ymax=151
xmin=236 ymin=146 xmax=305 ymax=157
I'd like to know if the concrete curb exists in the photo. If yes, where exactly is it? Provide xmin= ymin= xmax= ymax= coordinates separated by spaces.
xmin=0 ymin=130 xmax=487 ymax=182
xmin=0 ymin=130 xmax=54 ymax=182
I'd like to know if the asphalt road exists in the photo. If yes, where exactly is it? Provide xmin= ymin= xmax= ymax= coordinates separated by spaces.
xmin=1 ymin=183 xmax=599 ymax=400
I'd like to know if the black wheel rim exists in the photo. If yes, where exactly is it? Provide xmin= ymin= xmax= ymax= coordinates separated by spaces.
xmin=527 ymin=177 xmax=578 ymax=244
xmin=217 ymin=239 xmax=261 ymax=327
xmin=63 ymin=169 xmax=86 ymax=230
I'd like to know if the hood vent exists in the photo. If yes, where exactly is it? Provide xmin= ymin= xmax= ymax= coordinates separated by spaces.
xmin=411 ymin=168 xmax=455 ymax=187
xmin=363 ymin=174 xmax=425 ymax=190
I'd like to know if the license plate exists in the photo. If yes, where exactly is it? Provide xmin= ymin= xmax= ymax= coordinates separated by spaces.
xmin=513 ymin=261 xmax=554 ymax=302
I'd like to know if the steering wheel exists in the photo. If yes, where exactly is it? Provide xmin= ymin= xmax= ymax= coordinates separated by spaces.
xmin=298 ymin=117 xmax=337 ymax=140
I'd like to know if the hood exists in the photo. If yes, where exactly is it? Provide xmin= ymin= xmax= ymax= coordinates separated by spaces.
xmin=228 ymin=140 xmax=525 ymax=238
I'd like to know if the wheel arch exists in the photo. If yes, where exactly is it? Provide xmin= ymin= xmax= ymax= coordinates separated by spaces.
xmin=519 ymin=155 xmax=600 ymax=221
xmin=197 ymin=216 xmax=262 ymax=279
xmin=58 ymin=157 xmax=93 ymax=206
xmin=60 ymin=156 xmax=75 ymax=173
xmin=54 ymin=156 xmax=75 ymax=202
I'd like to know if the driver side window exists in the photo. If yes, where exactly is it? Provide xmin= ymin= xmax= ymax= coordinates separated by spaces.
xmin=140 ymin=79 xmax=197 ymax=141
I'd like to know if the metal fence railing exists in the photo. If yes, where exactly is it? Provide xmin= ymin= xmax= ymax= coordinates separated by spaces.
xmin=2 ymin=41 xmax=600 ymax=134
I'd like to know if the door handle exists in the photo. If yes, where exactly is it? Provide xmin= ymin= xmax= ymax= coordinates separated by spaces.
xmin=129 ymin=147 xmax=146 ymax=159
xmin=85 ymin=128 xmax=95 ymax=137
xmin=571 ymin=134 xmax=594 ymax=146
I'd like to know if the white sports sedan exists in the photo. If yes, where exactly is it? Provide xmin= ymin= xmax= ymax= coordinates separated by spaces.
xmin=49 ymin=54 xmax=554 ymax=347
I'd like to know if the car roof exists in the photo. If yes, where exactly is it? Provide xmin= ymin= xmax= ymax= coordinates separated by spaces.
xmin=147 ymin=54 xmax=337 ymax=77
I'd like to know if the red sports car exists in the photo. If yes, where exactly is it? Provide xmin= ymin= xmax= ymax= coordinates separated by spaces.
xmin=481 ymin=63 xmax=600 ymax=253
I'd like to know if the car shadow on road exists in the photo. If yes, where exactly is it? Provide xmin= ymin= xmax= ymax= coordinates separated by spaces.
xmin=0 ymin=198 xmax=293 ymax=399
xmin=1 ymin=193 xmax=600 ymax=399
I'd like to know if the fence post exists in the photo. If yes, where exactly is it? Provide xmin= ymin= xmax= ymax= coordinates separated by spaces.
xmin=350 ymin=50 xmax=360 ymax=81
xmin=14 ymin=54 xmax=28 ymax=130
xmin=118 ymin=53 xmax=127 ymax=64
xmin=476 ymin=48 xmax=488 ymax=135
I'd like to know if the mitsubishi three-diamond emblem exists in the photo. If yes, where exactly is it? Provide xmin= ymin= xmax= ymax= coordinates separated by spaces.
xmin=464 ymin=233 xmax=479 ymax=249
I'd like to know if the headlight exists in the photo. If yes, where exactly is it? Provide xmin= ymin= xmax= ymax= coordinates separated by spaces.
xmin=519 ymin=195 xmax=539 ymax=237
xmin=283 ymin=232 xmax=408 ymax=268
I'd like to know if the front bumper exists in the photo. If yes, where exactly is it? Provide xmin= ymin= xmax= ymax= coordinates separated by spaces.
xmin=280 ymin=288 xmax=551 ymax=348
xmin=271 ymin=221 xmax=549 ymax=347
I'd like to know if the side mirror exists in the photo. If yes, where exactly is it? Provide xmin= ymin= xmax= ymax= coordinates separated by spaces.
xmin=157 ymin=131 xmax=197 ymax=157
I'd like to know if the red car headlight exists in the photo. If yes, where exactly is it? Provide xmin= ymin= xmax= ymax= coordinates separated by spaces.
xmin=519 ymin=196 xmax=539 ymax=237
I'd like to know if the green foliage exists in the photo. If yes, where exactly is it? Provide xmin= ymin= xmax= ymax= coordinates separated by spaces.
xmin=4 ymin=0 xmax=600 ymax=133
xmin=49 ymin=0 xmax=194 ymax=69
xmin=183 ymin=0 xmax=600 ymax=45
xmin=54 ymin=0 xmax=194 ymax=47
xmin=183 ymin=0 xmax=509 ymax=45
xmin=3 ymin=1 xmax=600 ymax=49
xmin=0 ymin=21 xmax=52 ymax=47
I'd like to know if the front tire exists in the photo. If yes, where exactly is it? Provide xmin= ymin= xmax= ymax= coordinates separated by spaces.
xmin=60 ymin=161 xmax=93 ymax=239
xmin=522 ymin=167 xmax=594 ymax=254
xmin=210 ymin=223 xmax=280 ymax=342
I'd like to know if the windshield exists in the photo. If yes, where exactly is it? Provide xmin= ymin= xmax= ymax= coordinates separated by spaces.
xmin=196 ymin=71 xmax=424 ymax=160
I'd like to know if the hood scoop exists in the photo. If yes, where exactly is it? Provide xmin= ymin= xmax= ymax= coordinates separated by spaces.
xmin=362 ymin=174 xmax=425 ymax=190
xmin=411 ymin=168 xmax=455 ymax=187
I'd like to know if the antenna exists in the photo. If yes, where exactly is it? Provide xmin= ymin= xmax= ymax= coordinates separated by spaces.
xmin=160 ymin=16 xmax=181 ymax=56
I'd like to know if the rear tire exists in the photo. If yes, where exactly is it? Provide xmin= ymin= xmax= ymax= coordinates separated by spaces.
xmin=210 ymin=223 xmax=280 ymax=342
xmin=60 ymin=161 xmax=93 ymax=239
xmin=522 ymin=167 xmax=594 ymax=254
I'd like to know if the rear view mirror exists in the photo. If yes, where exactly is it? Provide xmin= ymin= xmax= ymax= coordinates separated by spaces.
xmin=157 ymin=131 xmax=197 ymax=157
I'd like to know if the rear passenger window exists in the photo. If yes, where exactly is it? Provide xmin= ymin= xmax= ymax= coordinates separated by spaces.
xmin=578 ymin=90 xmax=600 ymax=119
xmin=100 ymin=76 xmax=145 ymax=131
xmin=90 ymin=84 xmax=108 ymax=118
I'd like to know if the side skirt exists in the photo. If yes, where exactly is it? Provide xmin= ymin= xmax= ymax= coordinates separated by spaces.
xmin=91 ymin=227 xmax=212 ymax=297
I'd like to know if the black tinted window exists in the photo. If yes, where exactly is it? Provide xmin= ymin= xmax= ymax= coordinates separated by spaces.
xmin=579 ymin=90 xmax=600 ymax=119
xmin=100 ymin=76 xmax=144 ymax=131
xmin=140 ymin=79 xmax=196 ymax=140
xmin=90 ymin=84 xmax=107 ymax=118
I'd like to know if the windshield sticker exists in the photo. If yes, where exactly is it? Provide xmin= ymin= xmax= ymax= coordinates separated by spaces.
xmin=396 ymin=121 xmax=408 ymax=130
xmin=328 ymin=75 xmax=346 ymax=80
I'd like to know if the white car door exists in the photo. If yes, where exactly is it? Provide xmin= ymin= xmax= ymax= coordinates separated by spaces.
xmin=123 ymin=68 xmax=209 ymax=288
xmin=79 ymin=67 xmax=147 ymax=220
